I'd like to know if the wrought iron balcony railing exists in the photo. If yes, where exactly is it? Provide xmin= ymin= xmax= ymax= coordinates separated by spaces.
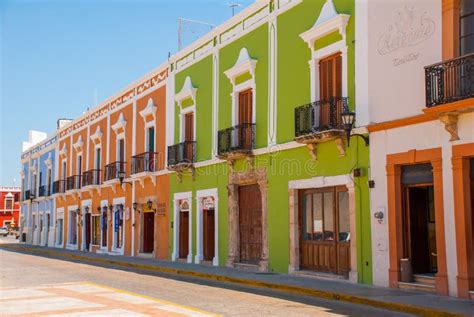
xmin=66 ymin=175 xmax=81 ymax=191
xmin=217 ymin=123 xmax=255 ymax=156
xmin=82 ymin=169 xmax=101 ymax=187
xmin=425 ymin=53 xmax=474 ymax=107
xmin=24 ymin=189 xmax=33 ymax=201
xmin=167 ymin=142 xmax=196 ymax=167
xmin=53 ymin=180 xmax=66 ymax=194
xmin=131 ymin=152 xmax=158 ymax=174
xmin=104 ymin=161 xmax=126 ymax=182
xmin=294 ymin=97 xmax=348 ymax=138
xmin=38 ymin=184 xmax=51 ymax=197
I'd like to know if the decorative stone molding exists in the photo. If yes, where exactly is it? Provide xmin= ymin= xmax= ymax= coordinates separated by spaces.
xmin=59 ymin=144 xmax=67 ymax=158
xmin=224 ymin=48 xmax=258 ymax=85
xmin=72 ymin=136 xmax=84 ymax=153
xmin=44 ymin=153 xmax=53 ymax=169
xmin=227 ymin=166 xmax=269 ymax=272
xmin=90 ymin=126 xmax=102 ymax=145
xmin=439 ymin=114 xmax=459 ymax=141
xmin=288 ymin=174 xmax=357 ymax=282
xmin=111 ymin=113 xmax=127 ymax=135
xmin=175 ymin=77 xmax=197 ymax=107
xmin=299 ymin=0 xmax=350 ymax=49
xmin=139 ymin=98 xmax=157 ymax=123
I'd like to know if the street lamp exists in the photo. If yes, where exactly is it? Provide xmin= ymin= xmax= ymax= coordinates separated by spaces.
xmin=132 ymin=202 xmax=139 ymax=213
xmin=147 ymin=199 xmax=156 ymax=213
xmin=118 ymin=170 xmax=131 ymax=186
xmin=341 ymin=111 xmax=369 ymax=147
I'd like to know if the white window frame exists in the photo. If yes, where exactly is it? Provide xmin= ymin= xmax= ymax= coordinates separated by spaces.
xmin=172 ymin=191 xmax=193 ymax=263
xmin=55 ymin=208 xmax=64 ymax=248
xmin=66 ymin=205 xmax=78 ymax=250
xmin=179 ymin=106 xmax=196 ymax=143
xmin=195 ymin=188 xmax=219 ymax=266
xmin=111 ymin=197 xmax=125 ymax=255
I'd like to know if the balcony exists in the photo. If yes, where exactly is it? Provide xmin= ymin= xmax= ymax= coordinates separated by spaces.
xmin=294 ymin=97 xmax=349 ymax=160
xmin=217 ymin=123 xmax=255 ymax=159
xmin=82 ymin=169 xmax=101 ymax=187
xmin=53 ymin=180 xmax=66 ymax=194
xmin=167 ymin=142 xmax=196 ymax=171
xmin=38 ymin=184 xmax=51 ymax=197
xmin=131 ymin=152 xmax=158 ymax=175
xmin=24 ymin=189 xmax=34 ymax=201
xmin=425 ymin=53 xmax=474 ymax=107
xmin=104 ymin=161 xmax=126 ymax=182
xmin=66 ymin=175 xmax=81 ymax=191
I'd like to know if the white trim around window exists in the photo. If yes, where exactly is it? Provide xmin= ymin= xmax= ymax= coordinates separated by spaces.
xmin=66 ymin=205 xmax=78 ymax=250
xmin=172 ymin=191 xmax=193 ymax=263
xmin=179 ymin=105 xmax=196 ymax=143
xmin=195 ymin=188 xmax=219 ymax=266
xmin=308 ymin=39 xmax=348 ymax=103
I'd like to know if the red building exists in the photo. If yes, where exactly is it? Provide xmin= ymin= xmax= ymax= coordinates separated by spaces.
xmin=0 ymin=186 xmax=21 ymax=228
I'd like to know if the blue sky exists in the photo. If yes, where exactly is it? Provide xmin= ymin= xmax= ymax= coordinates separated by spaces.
xmin=0 ymin=0 xmax=253 ymax=186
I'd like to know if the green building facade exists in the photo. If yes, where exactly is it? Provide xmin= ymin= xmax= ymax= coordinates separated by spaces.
xmin=166 ymin=0 xmax=372 ymax=284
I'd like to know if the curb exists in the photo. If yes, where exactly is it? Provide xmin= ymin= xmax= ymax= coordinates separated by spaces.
xmin=1 ymin=244 xmax=466 ymax=317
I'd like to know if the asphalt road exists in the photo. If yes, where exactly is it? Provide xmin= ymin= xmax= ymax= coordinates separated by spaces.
xmin=0 ymin=236 xmax=413 ymax=316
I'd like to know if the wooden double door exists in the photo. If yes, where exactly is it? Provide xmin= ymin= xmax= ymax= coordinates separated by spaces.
xmin=239 ymin=184 xmax=262 ymax=264
xmin=179 ymin=210 xmax=189 ymax=259
xmin=299 ymin=186 xmax=350 ymax=276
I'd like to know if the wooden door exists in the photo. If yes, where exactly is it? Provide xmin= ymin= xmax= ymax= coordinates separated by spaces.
xmin=203 ymin=209 xmax=215 ymax=261
xmin=143 ymin=212 xmax=155 ymax=253
xmin=239 ymin=184 xmax=262 ymax=264
xmin=101 ymin=213 xmax=107 ymax=247
xmin=403 ymin=185 xmax=437 ymax=274
xmin=299 ymin=186 xmax=350 ymax=276
xmin=179 ymin=211 xmax=189 ymax=259
xmin=238 ymin=90 xmax=253 ymax=149
xmin=85 ymin=213 xmax=91 ymax=250
xmin=319 ymin=53 xmax=342 ymax=127
xmin=184 ymin=113 xmax=194 ymax=162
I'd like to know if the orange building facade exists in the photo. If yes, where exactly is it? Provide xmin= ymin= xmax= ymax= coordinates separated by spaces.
xmin=54 ymin=66 xmax=169 ymax=259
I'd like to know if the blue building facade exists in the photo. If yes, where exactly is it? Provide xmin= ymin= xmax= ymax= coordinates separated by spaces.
xmin=20 ymin=135 xmax=58 ymax=246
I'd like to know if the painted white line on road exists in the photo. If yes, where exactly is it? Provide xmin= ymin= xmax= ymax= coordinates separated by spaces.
xmin=98 ymin=292 xmax=157 ymax=304
xmin=2 ymin=296 xmax=103 ymax=315
xmin=0 ymin=288 xmax=50 ymax=300
xmin=49 ymin=308 xmax=148 ymax=317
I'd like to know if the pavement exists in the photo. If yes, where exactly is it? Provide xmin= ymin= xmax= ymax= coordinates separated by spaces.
xmin=1 ymin=237 xmax=473 ymax=316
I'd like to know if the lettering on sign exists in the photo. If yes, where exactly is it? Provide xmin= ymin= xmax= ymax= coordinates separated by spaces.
xmin=156 ymin=203 xmax=166 ymax=215
xmin=393 ymin=52 xmax=419 ymax=66
xmin=377 ymin=5 xmax=435 ymax=55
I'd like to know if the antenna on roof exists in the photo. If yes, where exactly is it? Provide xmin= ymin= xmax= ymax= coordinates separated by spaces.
xmin=228 ymin=2 xmax=242 ymax=17
xmin=177 ymin=18 xmax=215 ymax=51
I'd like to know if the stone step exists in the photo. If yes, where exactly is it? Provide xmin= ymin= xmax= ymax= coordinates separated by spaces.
xmin=398 ymin=281 xmax=436 ymax=293
xmin=469 ymin=290 xmax=474 ymax=300
xmin=234 ymin=262 xmax=260 ymax=272
xmin=413 ymin=274 xmax=436 ymax=286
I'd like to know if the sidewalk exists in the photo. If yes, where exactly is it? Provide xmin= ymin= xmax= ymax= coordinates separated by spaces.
xmin=2 ymin=243 xmax=472 ymax=317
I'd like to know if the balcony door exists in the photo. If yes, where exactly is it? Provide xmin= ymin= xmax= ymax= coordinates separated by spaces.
xmin=184 ymin=112 xmax=194 ymax=162
xmin=147 ymin=127 xmax=155 ymax=171
xmin=319 ymin=53 xmax=342 ymax=128
xmin=238 ymin=89 xmax=253 ymax=149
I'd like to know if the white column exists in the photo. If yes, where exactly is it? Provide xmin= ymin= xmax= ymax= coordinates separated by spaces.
xmin=212 ymin=195 xmax=219 ymax=266
xmin=172 ymin=199 xmax=179 ymax=261
xmin=268 ymin=18 xmax=277 ymax=146
xmin=194 ymin=197 xmax=203 ymax=264
xmin=341 ymin=45 xmax=348 ymax=100
xmin=309 ymin=59 xmax=319 ymax=102
xmin=187 ymin=197 xmax=193 ymax=264
xmin=212 ymin=52 xmax=219 ymax=157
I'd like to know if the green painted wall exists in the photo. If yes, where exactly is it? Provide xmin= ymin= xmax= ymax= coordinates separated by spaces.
xmin=175 ymin=55 xmax=214 ymax=161
xmin=218 ymin=24 xmax=269 ymax=149
xmin=276 ymin=0 xmax=356 ymax=144
xmin=168 ymin=0 xmax=372 ymax=285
